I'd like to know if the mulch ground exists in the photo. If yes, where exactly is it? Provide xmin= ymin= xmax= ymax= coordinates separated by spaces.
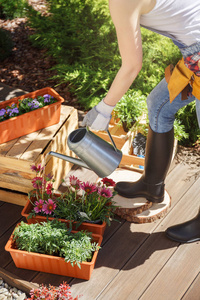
xmin=0 ymin=1 xmax=80 ymax=109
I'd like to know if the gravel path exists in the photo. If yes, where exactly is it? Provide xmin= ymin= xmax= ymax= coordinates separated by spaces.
xmin=0 ymin=278 xmax=27 ymax=300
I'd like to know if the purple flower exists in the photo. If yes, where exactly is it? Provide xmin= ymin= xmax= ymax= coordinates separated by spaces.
xmin=7 ymin=107 xmax=19 ymax=117
xmin=12 ymin=107 xmax=19 ymax=114
xmin=43 ymin=94 xmax=52 ymax=103
xmin=28 ymin=100 xmax=40 ymax=110
xmin=0 ymin=108 xmax=6 ymax=117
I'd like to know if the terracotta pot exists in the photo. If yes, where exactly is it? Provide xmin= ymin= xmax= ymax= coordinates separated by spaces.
xmin=0 ymin=87 xmax=64 ymax=144
xmin=5 ymin=225 xmax=103 ymax=280
xmin=21 ymin=197 xmax=107 ymax=236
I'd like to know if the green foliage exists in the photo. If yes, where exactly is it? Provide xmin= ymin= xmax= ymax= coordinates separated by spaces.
xmin=0 ymin=0 xmax=28 ymax=19
xmin=26 ymin=0 xmax=119 ymax=109
xmin=175 ymin=103 xmax=200 ymax=146
xmin=0 ymin=28 xmax=13 ymax=61
xmin=13 ymin=221 xmax=100 ymax=267
xmin=23 ymin=1 xmax=199 ymax=145
xmin=173 ymin=119 xmax=189 ymax=142
xmin=133 ymin=28 xmax=182 ymax=95
xmin=113 ymin=90 xmax=147 ymax=131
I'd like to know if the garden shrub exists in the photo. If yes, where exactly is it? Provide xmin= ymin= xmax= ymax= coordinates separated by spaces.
xmin=18 ymin=0 xmax=200 ymax=144
xmin=26 ymin=1 xmax=182 ymax=108
xmin=175 ymin=103 xmax=200 ymax=146
xmin=133 ymin=28 xmax=182 ymax=95
xmin=113 ymin=90 xmax=147 ymax=132
xmin=0 ymin=28 xmax=13 ymax=61
xmin=26 ymin=0 xmax=120 ymax=108
xmin=0 ymin=0 xmax=28 ymax=19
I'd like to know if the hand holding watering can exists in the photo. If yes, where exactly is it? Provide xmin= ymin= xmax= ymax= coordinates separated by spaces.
xmin=82 ymin=98 xmax=115 ymax=131
xmin=49 ymin=99 xmax=122 ymax=178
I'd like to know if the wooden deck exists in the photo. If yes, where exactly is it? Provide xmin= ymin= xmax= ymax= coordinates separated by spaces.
xmin=0 ymin=149 xmax=200 ymax=300
xmin=0 ymin=82 xmax=200 ymax=300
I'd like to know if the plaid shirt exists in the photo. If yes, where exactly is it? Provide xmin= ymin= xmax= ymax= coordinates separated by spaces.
xmin=184 ymin=52 xmax=200 ymax=76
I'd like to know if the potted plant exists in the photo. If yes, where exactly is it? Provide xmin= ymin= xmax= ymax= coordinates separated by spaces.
xmin=21 ymin=163 xmax=117 ymax=236
xmin=5 ymin=220 xmax=102 ymax=280
xmin=26 ymin=282 xmax=81 ymax=300
xmin=113 ymin=90 xmax=147 ymax=132
xmin=0 ymin=87 xmax=64 ymax=144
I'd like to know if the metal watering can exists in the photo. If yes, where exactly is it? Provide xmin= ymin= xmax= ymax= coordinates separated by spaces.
xmin=49 ymin=127 xmax=122 ymax=178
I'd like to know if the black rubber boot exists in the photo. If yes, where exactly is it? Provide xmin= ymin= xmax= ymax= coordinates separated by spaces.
xmin=165 ymin=210 xmax=200 ymax=243
xmin=114 ymin=126 xmax=174 ymax=203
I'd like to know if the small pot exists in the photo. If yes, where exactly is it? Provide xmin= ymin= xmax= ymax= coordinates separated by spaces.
xmin=122 ymin=120 xmax=136 ymax=132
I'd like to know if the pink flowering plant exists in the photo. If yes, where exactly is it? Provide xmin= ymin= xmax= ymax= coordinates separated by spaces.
xmin=28 ymin=164 xmax=117 ymax=226
xmin=0 ymin=94 xmax=56 ymax=122
xmin=26 ymin=281 xmax=81 ymax=300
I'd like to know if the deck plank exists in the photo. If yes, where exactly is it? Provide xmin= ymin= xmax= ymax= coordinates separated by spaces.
xmin=182 ymin=273 xmax=200 ymax=300
xmin=0 ymin=203 xmax=23 ymax=237
xmin=140 ymin=243 xmax=200 ymax=300
xmin=96 ymin=166 xmax=200 ymax=300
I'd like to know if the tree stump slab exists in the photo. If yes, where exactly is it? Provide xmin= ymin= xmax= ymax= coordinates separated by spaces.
xmin=109 ymin=169 xmax=171 ymax=223
xmin=113 ymin=194 xmax=153 ymax=218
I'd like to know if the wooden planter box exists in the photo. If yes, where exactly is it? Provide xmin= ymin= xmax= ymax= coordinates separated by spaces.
xmin=93 ymin=117 xmax=178 ymax=173
xmin=0 ymin=87 xmax=64 ymax=144
xmin=92 ymin=118 xmax=145 ymax=173
xmin=0 ymin=104 xmax=78 ymax=206
xmin=5 ymin=225 xmax=103 ymax=280
xmin=92 ymin=117 xmax=129 ymax=150
xmin=21 ymin=197 xmax=107 ymax=236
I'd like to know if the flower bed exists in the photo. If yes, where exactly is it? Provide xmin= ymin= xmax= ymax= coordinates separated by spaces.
xmin=21 ymin=163 xmax=117 ymax=236
xmin=0 ymin=87 xmax=64 ymax=144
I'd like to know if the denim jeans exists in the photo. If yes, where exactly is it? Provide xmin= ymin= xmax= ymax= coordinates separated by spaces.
xmin=147 ymin=42 xmax=200 ymax=133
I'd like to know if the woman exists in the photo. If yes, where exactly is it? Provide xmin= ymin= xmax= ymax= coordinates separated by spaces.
xmin=82 ymin=0 xmax=200 ymax=243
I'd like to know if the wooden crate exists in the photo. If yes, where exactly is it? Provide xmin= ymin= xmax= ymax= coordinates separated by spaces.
xmin=0 ymin=105 xmax=78 ymax=206
xmin=92 ymin=117 xmax=129 ymax=150
xmin=120 ymin=141 xmax=145 ymax=172
xmin=92 ymin=120 xmax=145 ymax=173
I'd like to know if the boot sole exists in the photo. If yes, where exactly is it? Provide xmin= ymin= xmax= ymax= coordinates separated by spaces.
xmin=165 ymin=232 xmax=200 ymax=243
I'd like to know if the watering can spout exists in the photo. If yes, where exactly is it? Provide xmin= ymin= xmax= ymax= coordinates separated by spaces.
xmin=48 ymin=151 xmax=90 ymax=170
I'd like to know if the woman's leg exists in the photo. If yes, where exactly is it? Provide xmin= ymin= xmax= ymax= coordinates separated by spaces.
xmin=115 ymin=78 xmax=196 ymax=202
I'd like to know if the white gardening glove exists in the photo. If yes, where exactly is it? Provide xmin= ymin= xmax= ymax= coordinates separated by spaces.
xmin=82 ymin=99 xmax=115 ymax=131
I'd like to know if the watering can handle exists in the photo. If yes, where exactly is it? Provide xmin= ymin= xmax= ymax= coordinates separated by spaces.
xmin=106 ymin=129 xmax=118 ymax=152
xmin=86 ymin=126 xmax=118 ymax=152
